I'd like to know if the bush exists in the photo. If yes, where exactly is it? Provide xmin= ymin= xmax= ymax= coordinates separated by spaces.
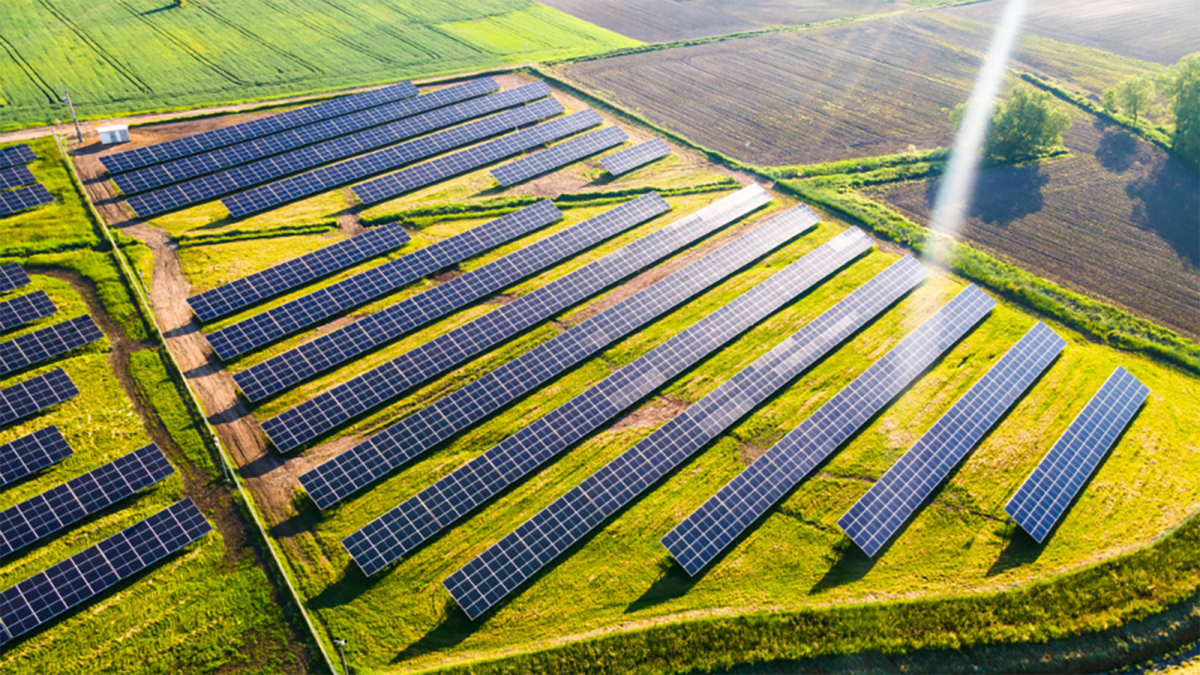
xmin=951 ymin=86 xmax=1072 ymax=163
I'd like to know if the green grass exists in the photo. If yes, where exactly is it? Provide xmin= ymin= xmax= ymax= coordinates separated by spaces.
xmin=0 ymin=137 xmax=101 ymax=256
xmin=128 ymin=348 xmax=217 ymax=480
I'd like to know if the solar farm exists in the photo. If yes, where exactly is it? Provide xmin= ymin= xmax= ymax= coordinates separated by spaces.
xmin=0 ymin=2 xmax=1197 ymax=673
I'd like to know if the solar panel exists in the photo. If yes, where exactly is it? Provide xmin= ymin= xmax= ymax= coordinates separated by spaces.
xmin=233 ymin=192 xmax=669 ymax=400
xmin=0 ymin=185 xmax=54 ymax=217
xmin=838 ymin=322 xmax=1065 ymax=556
xmin=0 ymin=145 xmax=37 ymax=170
xmin=491 ymin=126 xmax=629 ymax=187
xmin=351 ymin=109 xmax=604 ymax=206
xmin=0 ymin=292 xmax=57 ymax=332
xmin=311 ymin=204 xmax=830 ymax=514
xmin=0 ymin=497 xmax=210 ymax=645
xmin=1004 ymin=366 xmax=1149 ymax=542
xmin=442 ymin=255 xmax=929 ymax=618
xmin=601 ymin=139 xmax=673 ymax=176
xmin=343 ymin=225 xmax=876 ymax=575
xmin=264 ymin=186 xmax=769 ymax=453
xmin=209 ymin=201 xmax=563 ymax=365
xmin=0 ymin=369 xmax=78 ymax=428
xmin=100 ymin=81 xmax=419 ymax=174
xmin=0 ymin=444 xmax=174 ymax=558
xmin=128 ymin=84 xmax=554 ymax=218
xmin=0 ymin=316 xmax=104 ymax=377
xmin=0 ymin=265 xmax=31 ymax=295
xmin=187 ymin=223 xmax=412 ymax=324
xmin=114 ymin=79 xmax=499 ymax=195
xmin=0 ymin=427 xmax=72 ymax=488
xmin=0 ymin=166 xmax=36 ymax=191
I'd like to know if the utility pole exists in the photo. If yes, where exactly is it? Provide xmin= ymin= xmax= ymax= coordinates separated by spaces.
xmin=333 ymin=638 xmax=349 ymax=675
xmin=61 ymin=89 xmax=83 ymax=144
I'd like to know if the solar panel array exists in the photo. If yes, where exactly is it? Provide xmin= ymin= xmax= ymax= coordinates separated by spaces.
xmin=114 ymin=79 xmax=499 ymax=195
xmin=0 ymin=316 xmax=104 ymax=377
xmin=0 ymin=145 xmax=37 ymax=169
xmin=235 ymin=192 xmax=664 ymax=400
xmin=0 ymin=427 xmax=72 ymax=488
xmin=344 ymin=226 xmax=876 ymax=576
xmin=601 ymin=138 xmax=672 ymax=176
xmin=311 ymin=204 xmax=826 ymax=513
xmin=0 ymin=369 xmax=78 ymax=427
xmin=0 ymin=498 xmax=211 ymax=646
xmin=1005 ymin=366 xmax=1149 ymax=542
xmin=0 ymin=444 xmax=174 ymax=558
xmin=188 ymin=223 xmax=412 ymax=323
xmin=0 ymin=166 xmax=36 ymax=191
xmin=491 ymin=126 xmax=628 ymax=187
xmin=210 ymin=200 xmax=563 ymax=365
xmin=100 ymin=81 xmax=419 ymax=173
xmin=662 ymin=285 xmax=995 ymax=575
xmin=0 ymin=265 xmax=31 ymax=294
xmin=0 ymin=185 xmax=54 ymax=217
xmin=262 ymin=189 xmax=695 ymax=452
xmin=0 ymin=292 xmax=57 ymax=332
xmin=351 ymin=108 xmax=603 ymax=205
xmin=838 ymin=322 xmax=1065 ymax=556
xmin=129 ymin=84 xmax=554 ymax=218
xmin=443 ymin=255 xmax=929 ymax=618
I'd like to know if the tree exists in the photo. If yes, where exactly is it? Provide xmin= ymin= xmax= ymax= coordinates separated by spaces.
xmin=950 ymin=86 xmax=1073 ymax=163
xmin=1109 ymin=76 xmax=1156 ymax=125
xmin=1157 ymin=53 xmax=1200 ymax=168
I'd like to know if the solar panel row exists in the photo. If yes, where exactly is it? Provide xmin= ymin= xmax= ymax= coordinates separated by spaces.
xmin=0 ymin=444 xmax=174 ymax=558
xmin=0 ymin=265 xmax=31 ymax=294
xmin=0 ymin=316 xmax=105 ymax=377
xmin=101 ymin=81 xmax=419 ymax=173
xmin=188 ymin=223 xmax=412 ymax=323
xmin=601 ymin=138 xmax=673 ymax=176
xmin=0 ymin=166 xmax=36 ymax=191
xmin=0 ymin=498 xmax=211 ymax=645
xmin=344 ymin=225 xmax=875 ymax=576
xmin=0 ymin=292 xmax=57 ymax=332
xmin=839 ymin=322 xmax=1066 ymax=556
xmin=1005 ymin=366 xmax=1149 ymax=542
xmin=0 ymin=369 xmax=78 ymax=428
xmin=0 ymin=145 xmax=37 ymax=170
xmin=0 ymin=185 xmax=54 ymax=217
xmin=115 ymin=79 xmax=499 ymax=195
xmin=443 ymin=255 xmax=929 ymax=618
xmin=210 ymin=200 xmax=563 ymax=365
xmin=310 ymin=204 xmax=826 ymax=513
xmin=490 ymin=126 xmax=628 ymax=187
xmin=262 ymin=189 xmax=695 ymax=452
xmin=350 ymin=108 xmax=603 ymax=205
xmin=0 ymin=427 xmax=72 ymax=489
xmin=129 ymin=84 xmax=554 ymax=218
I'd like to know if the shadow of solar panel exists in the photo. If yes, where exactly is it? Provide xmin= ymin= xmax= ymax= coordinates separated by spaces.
xmin=0 ymin=185 xmax=53 ymax=217
xmin=210 ymin=201 xmax=563 ymax=366
xmin=0 ymin=369 xmax=77 ymax=427
xmin=443 ymin=255 xmax=930 ymax=618
xmin=0 ymin=292 xmax=57 ymax=333
xmin=0 ymin=427 xmax=72 ymax=488
xmin=601 ymin=139 xmax=672 ymax=176
xmin=839 ymin=322 xmax=1066 ymax=556
xmin=0 ymin=316 xmax=104 ymax=377
xmin=1004 ymin=366 xmax=1149 ymax=543
xmin=343 ymin=222 xmax=876 ymax=575
xmin=0 ymin=166 xmax=36 ymax=191
xmin=0 ymin=444 xmax=174 ymax=558
xmin=188 ymin=223 xmax=412 ymax=323
xmin=0 ymin=145 xmax=36 ymax=170
xmin=0 ymin=498 xmax=210 ymax=645
xmin=115 ymin=79 xmax=499 ymax=194
xmin=100 ymin=81 xmax=419 ymax=174
xmin=351 ymin=108 xmax=604 ymax=205
xmin=491 ymin=126 xmax=628 ymax=187
xmin=0 ymin=265 xmax=31 ymax=295
xmin=129 ymin=84 xmax=553 ymax=218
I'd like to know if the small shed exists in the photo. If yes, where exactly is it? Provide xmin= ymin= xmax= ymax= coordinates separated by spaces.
xmin=96 ymin=123 xmax=130 ymax=145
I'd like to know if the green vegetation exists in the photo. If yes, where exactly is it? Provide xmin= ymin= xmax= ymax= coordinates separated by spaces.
xmin=951 ymin=86 xmax=1072 ymax=163
xmin=1105 ymin=76 xmax=1157 ymax=126
xmin=0 ymin=137 xmax=101 ymax=256
xmin=128 ymin=348 xmax=216 ymax=479
xmin=1157 ymin=54 xmax=1200 ymax=167
xmin=1020 ymin=72 xmax=1174 ymax=153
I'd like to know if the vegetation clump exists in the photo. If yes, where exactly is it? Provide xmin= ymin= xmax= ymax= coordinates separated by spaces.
xmin=1103 ymin=53 xmax=1200 ymax=168
xmin=952 ymin=86 xmax=1072 ymax=163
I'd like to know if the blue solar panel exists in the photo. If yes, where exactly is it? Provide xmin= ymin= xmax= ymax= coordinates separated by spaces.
xmin=0 ymin=369 xmax=78 ymax=428
xmin=601 ymin=139 xmax=672 ymax=176
xmin=0 ymin=185 xmax=53 ymax=217
xmin=0 ymin=166 xmax=36 ymax=191
xmin=0 ymin=292 xmax=57 ymax=332
xmin=0 ymin=316 xmax=104 ymax=377
xmin=0 ymin=427 xmax=72 ymax=488
xmin=442 ymin=255 xmax=929 ymax=617
xmin=839 ymin=322 xmax=1066 ymax=556
xmin=0 ymin=498 xmax=211 ymax=645
xmin=100 ymin=81 xmax=419 ymax=173
xmin=209 ymin=201 xmax=563 ymax=365
xmin=1004 ymin=366 xmax=1149 ymax=542
xmin=0 ymin=145 xmax=37 ymax=170
xmin=265 ymin=186 xmax=770 ymax=453
xmin=114 ymin=79 xmax=498 ymax=194
xmin=0 ymin=265 xmax=31 ymax=294
xmin=126 ymin=84 xmax=553 ymax=218
xmin=343 ymin=225 xmax=877 ymax=576
xmin=187 ymin=223 xmax=412 ymax=323
xmin=490 ymin=126 xmax=628 ymax=186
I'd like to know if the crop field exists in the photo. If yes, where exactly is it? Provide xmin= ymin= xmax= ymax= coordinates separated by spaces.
xmin=0 ymin=0 xmax=637 ymax=131
xmin=866 ymin=104 xmax=1200 ymax=340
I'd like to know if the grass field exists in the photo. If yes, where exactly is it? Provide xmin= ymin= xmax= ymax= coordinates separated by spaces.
xmin=0 ymin=137 xmax=101 ymax=256
xmin=0 ymin=0 xmax=637 ymax=131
